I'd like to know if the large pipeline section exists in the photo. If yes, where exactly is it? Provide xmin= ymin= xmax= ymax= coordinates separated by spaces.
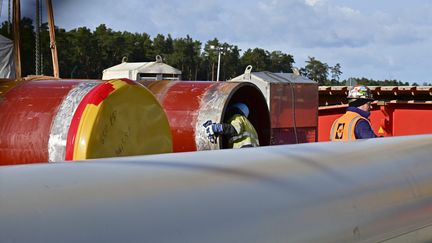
xmin=0 ymin=78 xmax=172 ymax=165
xmin=2 ymin=135 xmax=432 ymax=242
xmin=141 ymin=80 xmax=271 ymax=151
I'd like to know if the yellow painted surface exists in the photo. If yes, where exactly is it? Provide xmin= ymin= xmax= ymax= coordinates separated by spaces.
xmin=0 ymin=79 xmax=23 ymax=96
xmin=73 ymin=79 xmax=172 ymax=160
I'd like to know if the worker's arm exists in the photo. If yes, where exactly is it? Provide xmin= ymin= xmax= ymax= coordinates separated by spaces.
xmin=211 ymin=123 xmax=238 ymax=137
xmin=203 ymin=120 xmax=238 ymax=144
xmin=354 ymin=119 xmax=377 ymax=139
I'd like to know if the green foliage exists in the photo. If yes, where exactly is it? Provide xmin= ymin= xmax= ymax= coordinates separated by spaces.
xmin=342 ymin=77 xmax=409 ymax=86
xmin=329 ymin=63 xmax=342 ymax=82
xmin=152 ymin=34 xmax=174 ymax=60
xmin=269 ymin=51 xmax=294 ymax=73
xmin=0 ymin=22 xmax=12 ymax=38
xmin=168 ymin=35 xmax=201 ymax=80
xmin=221 ymin=45 xmax=241 ymax=80
xmin=0 ymin=19 xmax=423 ymax=85
xmin=301 ymin=56 xmax=329 ymax=85
xmin=200 ymin=38 xmax=241 ymax=81
xmin=240 ymin=48 xmax=271 ymax=72
xmin=19 ymin=18 xmax=36 ymax=77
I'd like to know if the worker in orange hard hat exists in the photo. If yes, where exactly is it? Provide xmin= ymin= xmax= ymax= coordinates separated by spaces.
xmin=330 ymin=85 xmax=377 ymax=141
xmin=203 ymin=102 xmax=260 ymax=148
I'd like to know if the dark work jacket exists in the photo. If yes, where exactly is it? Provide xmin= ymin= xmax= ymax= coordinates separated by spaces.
xmin=347 ymin=107 xmax=377 ymax=139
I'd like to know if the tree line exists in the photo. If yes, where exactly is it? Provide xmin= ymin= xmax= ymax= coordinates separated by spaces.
xmin=1 ymin=18 xmax=428 ymax=86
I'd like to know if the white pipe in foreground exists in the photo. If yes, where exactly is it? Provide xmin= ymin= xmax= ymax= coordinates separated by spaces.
xmin=1 ymin=135 xmax=432 ymax=243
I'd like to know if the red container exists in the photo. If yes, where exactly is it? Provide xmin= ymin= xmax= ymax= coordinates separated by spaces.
xmin=231 ymin=71 xmax=318 ymax=145
xmin=318 ymin=86 xmax=432 ymax=141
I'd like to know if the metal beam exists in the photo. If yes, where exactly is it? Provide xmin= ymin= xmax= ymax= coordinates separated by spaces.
xmin=12 ymin=0 xmax=21 ymax=79
xmin=2 ymin=135 xmax=432 ymax=242
xmin=46 ymin=0 xmax=59 ymax=78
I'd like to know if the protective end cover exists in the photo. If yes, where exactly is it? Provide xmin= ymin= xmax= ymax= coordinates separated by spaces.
xmin=66 ymin=79 xmax=172 ymax=160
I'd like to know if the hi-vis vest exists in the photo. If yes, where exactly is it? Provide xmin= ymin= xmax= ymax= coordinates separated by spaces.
xmin=330 ymin=111 xmax=372 ymax=141
xmin=228 ymin=114 xmax=260 ymax=148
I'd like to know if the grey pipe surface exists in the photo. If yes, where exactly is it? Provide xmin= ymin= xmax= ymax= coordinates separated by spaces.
xmin=2 ymin=135 xmax=432 ymax=243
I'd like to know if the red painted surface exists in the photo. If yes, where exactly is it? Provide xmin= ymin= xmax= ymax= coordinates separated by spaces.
xmin=148 ymin=82 xmax=212 ymax=152
xmin=369 ymin=107 xmax=391 ymax=137
xmin=272 ymin=127 xmax=317 ymax=144
xmin=0 ymin=80 xmax=81 ymax=165
xmin=270 ymin=83 xmax=318 ymax=143
xmin=379 ymin=104 xmax=432 ymax=136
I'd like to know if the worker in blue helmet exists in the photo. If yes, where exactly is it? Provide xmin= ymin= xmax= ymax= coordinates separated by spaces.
xmin=203 ymin=102 xmax=260 ymax=148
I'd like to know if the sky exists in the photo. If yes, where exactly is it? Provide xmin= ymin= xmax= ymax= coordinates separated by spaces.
xmin=1 ymin=0 xmax=431 ymax=84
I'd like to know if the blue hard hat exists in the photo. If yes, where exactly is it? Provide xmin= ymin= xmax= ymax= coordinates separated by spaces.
xmin=231 ymin=102 xmax=249 ymax=117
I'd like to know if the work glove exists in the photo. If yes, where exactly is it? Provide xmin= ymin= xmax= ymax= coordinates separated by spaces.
xmin=203 ymin=120 xmax=223 ymax=144
xmin=203 ymin=120 xmax=216 ymax=144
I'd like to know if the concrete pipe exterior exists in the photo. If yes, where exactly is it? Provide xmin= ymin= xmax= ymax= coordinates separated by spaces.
xmin=0 ymin=78 xmax=172 ymax=165
xmin=141 ymin=80 xmax=271 ymax=152
xmin=2 ymin=135 xmax=432 ymax=242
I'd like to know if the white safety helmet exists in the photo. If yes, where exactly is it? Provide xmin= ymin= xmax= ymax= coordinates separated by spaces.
xmin=347 ymin=85 xmax=373 ymax=101
xmin=231 ymin=102 xmax=249 ymax=117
